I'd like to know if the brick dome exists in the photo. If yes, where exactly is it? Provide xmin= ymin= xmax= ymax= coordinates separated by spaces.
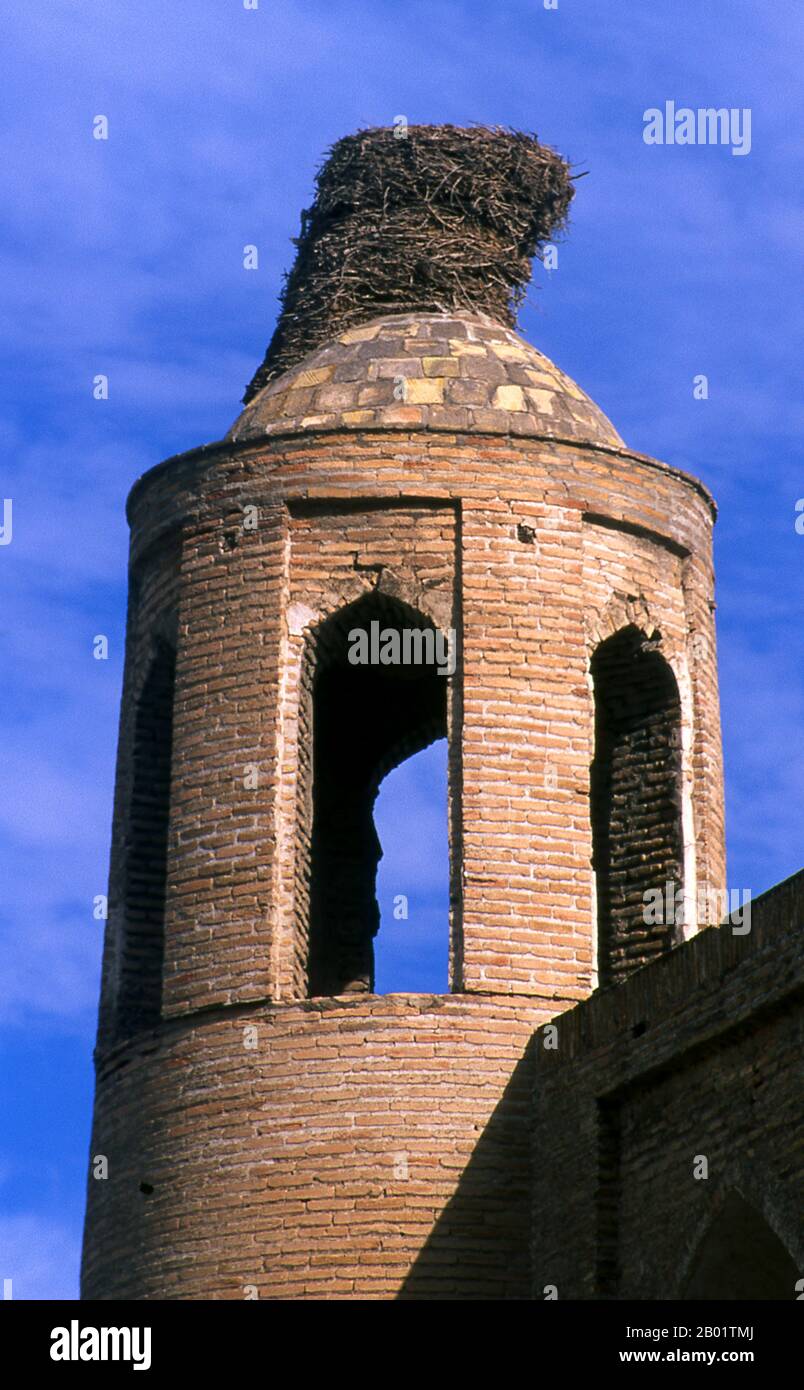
xmin=84 ymin=124 xmax=732 ymax=1305
xmin=227 ymin=311 xmax=624 ymax=448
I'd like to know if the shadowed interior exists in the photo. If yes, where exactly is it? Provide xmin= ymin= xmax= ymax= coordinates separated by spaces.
xmin=682 ymin=1192 xmax=799 ymax=1300
xmin=590 ymin=625 xmax=683 ymax=986
xmin=302 ymin=593 xmax=448 ymax=996
xmin=116 ymin=638 xmax=176 ymax=1039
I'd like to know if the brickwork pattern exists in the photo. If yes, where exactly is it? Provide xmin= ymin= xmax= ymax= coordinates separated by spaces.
xmin=227 ymin=313 xmax=625 ymax=448
xmin=114 ymin=421 xmax=724 ymax=1018
xmin=282 ymin=503 xmax=458 ymax=998
xmin=97 ymin=532 xmax=182 ymax=1052
xmin=117 ymin=638 xmax=176 ymax=1037
xmin=531 ymin=871 xmax=804 ymax=1300
xmin=82 ymin=994 xmax=549 ymax=1300
xmin=84 ymin=311 xmax=728 ymax=1299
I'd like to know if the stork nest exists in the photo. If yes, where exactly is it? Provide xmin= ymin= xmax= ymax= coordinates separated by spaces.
xmin=243 ymin=124 xmax=575 ymax=402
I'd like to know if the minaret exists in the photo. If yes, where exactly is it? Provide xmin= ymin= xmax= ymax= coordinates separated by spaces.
xmin=81 ymin=125 xmax=725 ymax=1300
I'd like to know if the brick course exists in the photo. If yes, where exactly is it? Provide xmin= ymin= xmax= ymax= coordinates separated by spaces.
xmin=531 ymin=871 xmax=804 ymax=1300
xmin=82 ymin=994 xmax=549 ymax=1299
xmin=82 ymin=309 xmax=731 ymax=1299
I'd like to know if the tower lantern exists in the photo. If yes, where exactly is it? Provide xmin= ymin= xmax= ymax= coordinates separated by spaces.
xmin=82 ymin=125 xmax=725 ymax=1300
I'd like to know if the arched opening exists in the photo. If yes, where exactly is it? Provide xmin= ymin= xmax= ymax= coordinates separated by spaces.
xmin=373 ymin=740 xmax=449 ymax=993
xmin=299 ymin=592 xmax=449 ymax=997
xmin=682 ymin=1192 xmax=799 ymax=1300
xmin=116 ymin=638 xmax=176 ymax=1038
xmin=590 ymin=625 xmax=683 ymax=986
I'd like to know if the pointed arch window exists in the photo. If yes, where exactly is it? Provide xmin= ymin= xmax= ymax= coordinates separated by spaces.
xmin=590 ymin=626 xmax=683 ymax=985
xmin=297 ymin=592 xmax=449 ymax=997
xmin=682 ymin=1192 xmax=799 ymax=1300
xmin=116 ymin=638 xmax=176 ymax=1038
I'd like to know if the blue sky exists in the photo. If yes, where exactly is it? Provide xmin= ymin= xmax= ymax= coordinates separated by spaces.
xmin=1 ymin=0 xmax=801 ymax=1299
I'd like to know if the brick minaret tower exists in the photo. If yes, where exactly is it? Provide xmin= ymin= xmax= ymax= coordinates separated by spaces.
xmin=81 ymin=126 xmax=726 ymax=1300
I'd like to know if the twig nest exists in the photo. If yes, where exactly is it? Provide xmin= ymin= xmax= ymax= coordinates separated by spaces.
xmin=244 ymin=124 xmax=575 ymax=403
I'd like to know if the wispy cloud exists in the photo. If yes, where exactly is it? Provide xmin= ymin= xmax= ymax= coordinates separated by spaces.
xmin=0 ymin=1215 xmax=80 ymax=1300
xmin=1 ymin=0 xmax=800 ymax=1026
xmin=1 ymin=0 xmax=801 ymax=1294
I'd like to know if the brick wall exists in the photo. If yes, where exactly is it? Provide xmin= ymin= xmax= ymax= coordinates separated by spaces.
xmin=112 ymin=421 xmax=724 ymax=1019
xmin=82 ymin=994 xmax=549 ymax=1300
xmin=531 ymin=870 xmax=804 ymax=1300
xmin=84 ymin=353 xmax=728 ymax=1297
xmin=116 ymin=637 xmax=176 ymax=1037
xmin=282 ymin=501 xmax=458 ymax=997
xmin=97 ymin=530 xmax=182 ymax=1052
